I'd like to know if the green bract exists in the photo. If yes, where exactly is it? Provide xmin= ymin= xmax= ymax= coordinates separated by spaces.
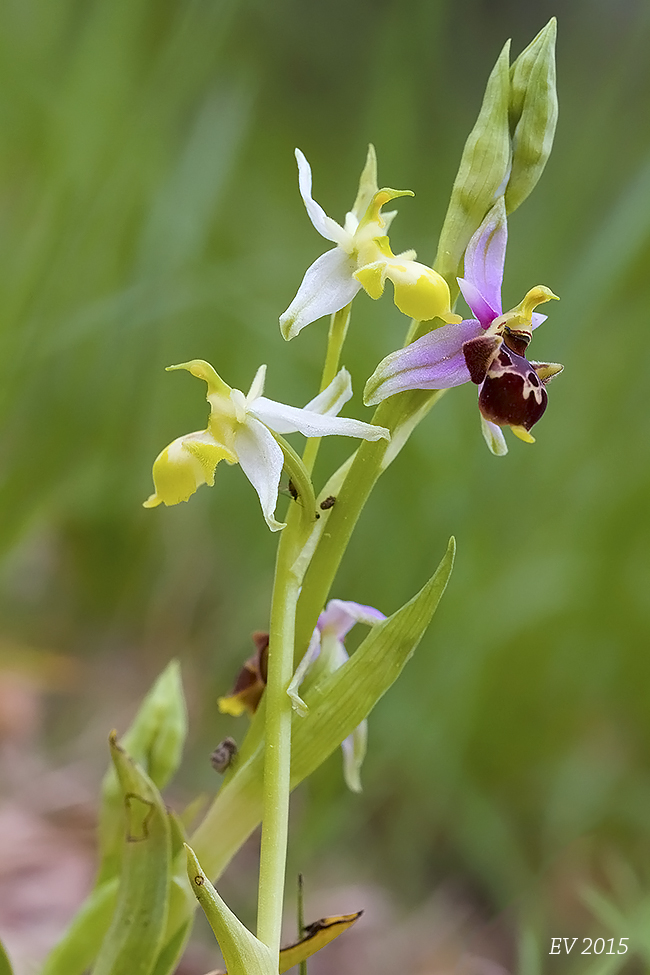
xmin=506 ymin=18 xmax=558 ymax=213
xmin=91 ymin=735 xmax=172 ymax=975
xmin=185 ymin=845 xmax=276 ymax=975
xmin=434 ymin=18 xmax=558 ymax=297
xmin=434 ymin=41 xmax=511 ymax=294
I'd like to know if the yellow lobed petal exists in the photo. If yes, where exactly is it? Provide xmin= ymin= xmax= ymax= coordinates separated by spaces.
xmin=143 ymin=433 xmax=234 ymax=508
xmin=354 ymin=262 xmax=387 ymax=300
xmin=384 ymin=260 xmax=458 ymax=323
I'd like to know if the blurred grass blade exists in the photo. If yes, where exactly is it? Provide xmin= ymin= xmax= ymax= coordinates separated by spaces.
xmin=91 ymin=733 xmax=172 ymax=975
xmin=189 ymin=537 xmax=455 ymax=881
xmin=278 ymin=912 xmax=362 ymax=973
xmin=185 ymin=844 xmax=276 ymax=975
xmin=0 ymin=939 xmax=13 ymax=975
xmin=41 ymin=879 xmax=118 ymax=975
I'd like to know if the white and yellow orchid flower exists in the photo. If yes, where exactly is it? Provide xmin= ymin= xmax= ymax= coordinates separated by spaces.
xmin=279 ymin=147 xmax=460 ymax=340
xmin=144 ymin=361 xmax=389 ymax=530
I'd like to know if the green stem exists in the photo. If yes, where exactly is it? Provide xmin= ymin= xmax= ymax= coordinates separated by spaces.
xmin=256 ymin=517 xmax=302 ymax=958
xmin=302 ymin=304 xmax=351 ymax=475
xmin=293 ymin=386 xmax=442 ymax=661
xmin=255 ymin=306 xmax=352 ymax=957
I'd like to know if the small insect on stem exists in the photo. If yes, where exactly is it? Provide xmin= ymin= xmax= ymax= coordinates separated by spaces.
xmin=210 ymin=737 xmax=238 ymax=773
xmin=288 ymin=478 xmax=299 ymax=501
xmin=319 ymin=495 xmax=336 ymax=510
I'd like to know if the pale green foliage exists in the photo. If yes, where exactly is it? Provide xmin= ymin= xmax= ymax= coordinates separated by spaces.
xmin=91 ymin=736 xmax=172 ymax=975
xmin=185 ymin=845 xmax=276 ymax=975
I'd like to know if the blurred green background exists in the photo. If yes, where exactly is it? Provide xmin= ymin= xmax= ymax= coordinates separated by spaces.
xmin=1 ymin=0 xmax=650 ymax=970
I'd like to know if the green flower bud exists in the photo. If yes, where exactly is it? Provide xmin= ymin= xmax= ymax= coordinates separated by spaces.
xmin=505 ymin=18 xmax=558 ymax=213
xmin=121 ymin=659 xmax=187 ymax=789
xmin=434 ymin=41 xmax=511 ymax=294
xmin=97 ymin=660 xmax=187 ymax=882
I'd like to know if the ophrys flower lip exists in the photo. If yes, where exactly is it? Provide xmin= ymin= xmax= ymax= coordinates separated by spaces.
xmin=364 ymin=197 xmax=563 ymax=454
xmin=279 ymin=147 xmax=460 ymax=340
xmin=144 ymin=361 xmax=389 ymax=529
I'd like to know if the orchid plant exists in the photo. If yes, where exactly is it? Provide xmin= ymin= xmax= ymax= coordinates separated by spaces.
xmin=17 ymin=18 xmax=561 ymax=975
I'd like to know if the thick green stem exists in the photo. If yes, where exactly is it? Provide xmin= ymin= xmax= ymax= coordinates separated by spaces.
xmin=256 ymin=519 xmax=302 ymax=958
xmin=255 ymin=305 xmax=351 ymax=957
xmin=294 ymin=386 xmax=442 ymax=661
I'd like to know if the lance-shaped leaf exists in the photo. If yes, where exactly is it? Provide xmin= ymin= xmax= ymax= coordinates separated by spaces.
xmin=434 ymin=43 xmax=511 ymax=294
xmin=0 ymin=939 xmax=13 ymax=975
xmin=42 ymin=663 xmax=186 ymax=975
xmin=506 ymin=18 xmax=558 ymax=213
xmin=185 ymin=845 xmax=276 ymax=975
xmin=91 ymin=733 xmax=172 ymax=975
xmin=186 ymin=538 xmax=455 ymax=885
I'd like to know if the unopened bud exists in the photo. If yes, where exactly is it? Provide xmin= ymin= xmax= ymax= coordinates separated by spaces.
xmin=505 ymin=18 xmax=558 ymax=213
xmin=434 ymin=41 xmax=511 ymax=294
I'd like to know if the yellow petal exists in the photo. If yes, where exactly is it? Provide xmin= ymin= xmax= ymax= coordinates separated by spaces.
xmin=385 ymin=261 xmax=455 ymax=322
xmin=354 ymin=262 xmax=386 ymax=299
xmin=143 ymin=433 xmax=232 ymax=508
xmin=511 ymin=425 xmax=535 ymax=444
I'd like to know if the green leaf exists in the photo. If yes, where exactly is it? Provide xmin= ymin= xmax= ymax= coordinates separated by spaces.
xmin=98 ymin=660 xmax=187 ymax=885
xmin=43 ymin=662 xmax=186 ymax=975
xmin=185 ymin=844 xmax=276 ymax=975
xmin=149 ymin=917 xmax=193 ymax=975
xmin=40 ymin=880 xmax=118 ymax=975
xmin=0 ymin=939 xmax=14 ymax=975
xmin=189 ymin=538 xmax=455 ymax=880
xmin=278 ymin=911 xmax=362 ymax=973
xmin=91 ymin=733 xmax=172 ymax=975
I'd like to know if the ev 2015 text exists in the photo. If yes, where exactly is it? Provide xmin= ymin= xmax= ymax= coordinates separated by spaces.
xmin=549 ymin=938 xmax=628 ymax=955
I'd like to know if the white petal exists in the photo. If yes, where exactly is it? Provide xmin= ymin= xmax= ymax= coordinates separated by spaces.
xmin=234 ymin=417 xmax=286 ymax=530
xmin=480 ymin=414 xmax=508 ymax=456
xmin=252 ymin=397 xmax=389 ymax=441
xmin=303 ymin=367 xmax=352 ymax=416
xmin=295 ymin=148 xmax=351 ymax=248
xmin=531 ymin=312 xmax=547 ymax=330
xmin=287 ymin=630 xmax=322 ymax=717
xmin=230 ymin=388 xmax=247 ymax=423
xmin=246 ymin=364 xmax=266 ymax=403
xmin=279 ymin=247 xmax=361 ymax=341
xmin=341 ymin=720 xmax=367 ymax=793
xmin=319 ymin=599 xmax=386 ymax=639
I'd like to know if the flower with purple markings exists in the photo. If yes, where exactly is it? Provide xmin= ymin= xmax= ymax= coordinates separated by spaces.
xmin=364 ymin=198 xmax=563 ymax=455
xmin=288 ymin=599 xmax=386 ymax=793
